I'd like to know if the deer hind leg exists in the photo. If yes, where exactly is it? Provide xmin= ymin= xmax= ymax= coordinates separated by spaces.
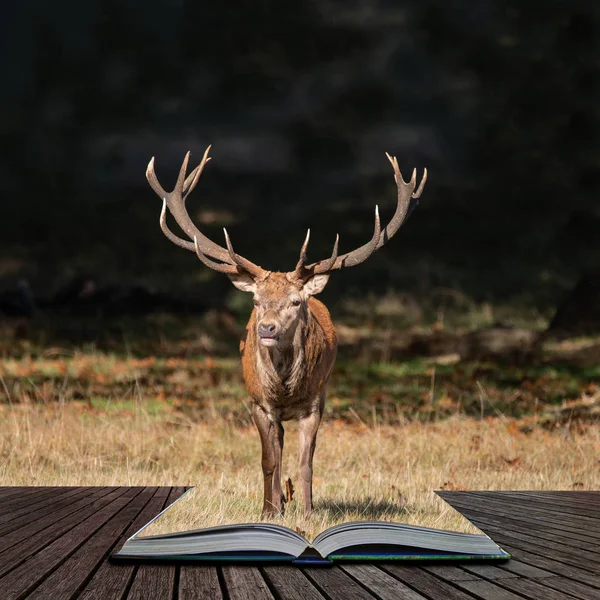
xmin=298 ymin=401 xmax=324 ymax=516
xmin=252 ymin=404 xmax=285 ymax=516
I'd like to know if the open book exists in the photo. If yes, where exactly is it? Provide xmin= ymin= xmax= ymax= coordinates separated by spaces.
xmin=113 ymin=490 xmax=510 ymax=565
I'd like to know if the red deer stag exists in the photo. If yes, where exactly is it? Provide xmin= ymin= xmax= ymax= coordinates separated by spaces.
xmin=146 ymin=147 xmax=427 ymax=516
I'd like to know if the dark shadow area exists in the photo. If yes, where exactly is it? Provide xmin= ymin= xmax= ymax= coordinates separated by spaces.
xmin=0 ymin=0 xmax=599 ymax=325
xmin=315 ymin=499 xmax=407 ymax=521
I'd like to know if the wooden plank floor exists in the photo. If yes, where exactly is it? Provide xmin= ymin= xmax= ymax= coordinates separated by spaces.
xmin=0 ymin=489 xmax=598 ymax=599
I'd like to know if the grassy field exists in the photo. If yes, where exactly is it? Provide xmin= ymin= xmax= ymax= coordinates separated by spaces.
xmin=1 ymin=325 xmax=598 ymax=538
xmin=2 ymin=399 xmax=599 ymax=539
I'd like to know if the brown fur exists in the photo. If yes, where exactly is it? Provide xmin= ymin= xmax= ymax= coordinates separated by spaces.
xmin=241 ymin=295 xmax=337 ymax=421
xmin=148 ymin=145 xmax=426 ymax=517
xmin=237 ymin=272 xmax=338 ymax=515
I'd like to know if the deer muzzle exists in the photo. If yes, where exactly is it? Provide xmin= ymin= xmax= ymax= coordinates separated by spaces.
xmin=258 ymin=322 xmax=279 ymax=346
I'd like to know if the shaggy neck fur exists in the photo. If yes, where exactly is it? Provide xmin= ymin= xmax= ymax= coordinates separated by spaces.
xmin=255 ymin=305 xmax=322 ymax=401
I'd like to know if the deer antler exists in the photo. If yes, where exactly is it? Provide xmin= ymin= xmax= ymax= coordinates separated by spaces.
xmin=147 ymin=146 xmax=267 ymax=280
xmin=293 ymin=154 xmax=427 ymax=279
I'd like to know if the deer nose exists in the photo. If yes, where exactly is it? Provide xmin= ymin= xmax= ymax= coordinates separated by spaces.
xmin=258 ymin=322 xmax=278 ymax=338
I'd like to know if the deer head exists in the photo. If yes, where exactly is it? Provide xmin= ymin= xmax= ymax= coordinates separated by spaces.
xmin=146 ymin=146 xmax=427 ymax=349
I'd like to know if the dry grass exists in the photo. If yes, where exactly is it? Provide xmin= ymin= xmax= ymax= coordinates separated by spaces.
xmin=1 ymin=399 xmax=598 ymax=540
xmin=1 ymin=326 xmax=598 ymax=539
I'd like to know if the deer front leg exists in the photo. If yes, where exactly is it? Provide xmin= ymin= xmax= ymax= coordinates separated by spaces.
xmin=252 ymin=403 xmax=285 ymax=516
xmin=298 ymin=401 xmax=324 ymax=515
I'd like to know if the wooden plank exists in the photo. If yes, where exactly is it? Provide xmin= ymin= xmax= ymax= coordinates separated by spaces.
xmin=441 ymin=490 xmax=600 ymax=523
xmin=303 ymin=566 xmax=378 ymax=600
xmin=0 ymin=487 xmax=91 ymax=528
xmin=0 ymin=487 xmax=34 ymax=503
xmin=0 ymin=486 xmax=101 ymax=542
xmin=80 ymin=487 xmax=194 ymax=600
xmin=262 ymin=566 xmax=327 ymax=600
xmin=477 ymin=490 xmax=600 ymax=510
xmin=439 ymin=495 xmax=600 ymax=542
xmin=537 ymin=492 xmax=600 ymax=506
xmin=458 ymin=511 xmax=600 ymax=556
xmin=534 ymin=576 xmax=600 ymax=600
xmin=467 ymin=491 xmax=600 ymax=521
xmin=77 ymin=486 xmax=171 ymax=600
xmin=455 ymin=579 xmax=552 ymax=600
xmin=421 ymin=565 xmax=481 ymax=581
xmin=380 ymin=565 xmax=478 ymax=600
xmin=222 ymin=566 xmax=275 ymax=600
xmin=459 ymin=564 xmax=519 ymax=580
xmin=0 ymin=486 xmax=54 ymax=502
xmin=25 ymin=487 xmax=158 ymax=600
xmin=178 ymin=566 xmax=223 ymax=600
xmin=389 ymin=549 xmax=597 ymax=600
xmin=441 ymin=494 xmax=600 ymax=538
xmin=449 ymin=492 xmax=600 ymax=531
xmin=125 ymin=487 xmax=187 ymax=600
xmin=126 ymin=564 xmax=175 ymax=600
xmin=531 ymin=491 xmax=599 ymax=497
xmin=496 ymin=576 xmax=587 ymax=600
xmin=495 ymin=541 xmax=600 ymax=587
xmin=496 ymin=559 xmax=556 ymax=579
xmin=446 ymin=506 xmax=600 ymax=557
xmin=574 ymin=574 xmax=600 ymax=590
xmin=340 ymin=564 xmax=429 ymax=599
xmin=0 ymin=487 xmax=65 ymax=516
xmin=444 ymin=503 xmax=600 ymax=549
xmin=0 ymin=486 xmax=144 ymax=600
xmin=0 ymin=487 xmax=126 ymax=578
xmin=0 ymin=486 xmax=26 ymax=496
xmin=500 ymin=491 xmax=600 ymax=507
xmin=2 ymin=488 xmax=598 ymax=600
xmin=0 ymin=486 xmax=98 ymax=536
xmin=431 ymin=490 xmax=600 ymax=591
xmin=456 ymin=520 xmax=600 ymax=571
xmin=439 ymin=491 xmax=582 ymax=523
xmin=479 ymin=529 xmax=600 ymax=574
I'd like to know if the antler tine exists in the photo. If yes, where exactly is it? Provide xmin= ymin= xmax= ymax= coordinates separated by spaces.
xmin=378 ymin=154 xmax=426 ymax=248
xmin=311 ymin=234 xmax=339 ymax=274
xmin=193 ymin=237 xmax=240 ymax=274
xmin=149 ymin=146 xmax=267 ymax=278
xmin=146 ymin=147 xmax=231 ymax=263
xmin=304 ymin=205 xmax=381 ymax=274
xmin=159 ymin=199 xmax=261 ymax=275
xmin=146 ymin=157 xmax=167 ymax=199
xmin=293 ymin=230 xmax=339 ymax=279
xmin=294 ymin=229 xmax=311 ymax=275
xmin=301 ymin=154 xmax=426 ymax=275
xmin=223 ymin=229 xmax=268 ymax=280
xmin=159 ymin=199 xmax=194 ymax=251
xmin=176 ymin=151 xmax=191 ymax=192
xmin=146 ymin=146 xmax=247 ymax=263
xmin=183 ymin=145 xmax=212 ymax=198
xmin=162 ymin=201 xmax=250 ymax=275
xmin=413 ymin=167 xmax=428 ymax=199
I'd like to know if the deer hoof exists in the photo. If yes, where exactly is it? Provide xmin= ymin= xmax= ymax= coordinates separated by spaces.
xmin=261 ymin=503 xmax=285 ymax=518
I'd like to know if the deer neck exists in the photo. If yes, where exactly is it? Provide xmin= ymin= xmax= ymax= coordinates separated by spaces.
xmin=256 ymin=308 xmax=321 ymax=400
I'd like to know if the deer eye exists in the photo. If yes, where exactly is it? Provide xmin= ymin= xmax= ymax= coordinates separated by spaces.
xmin=253 ymin=299 xmax=260 ymax=307
xmin=291 ymin=299 xmax=301 ymax=307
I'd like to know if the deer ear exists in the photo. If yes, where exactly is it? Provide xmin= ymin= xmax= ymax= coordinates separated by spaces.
xmin=228 ymin=273 xmax=257 ymax=293
xmin=302 ymin=273 xmax=330 ymax=296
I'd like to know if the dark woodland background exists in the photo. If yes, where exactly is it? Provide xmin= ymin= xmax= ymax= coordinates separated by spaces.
xmin=1 ymin=0 xmax=599 ymax=339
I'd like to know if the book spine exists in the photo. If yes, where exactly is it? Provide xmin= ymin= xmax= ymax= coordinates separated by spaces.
xmin=292 ymin=556 xmax=333 ymax=566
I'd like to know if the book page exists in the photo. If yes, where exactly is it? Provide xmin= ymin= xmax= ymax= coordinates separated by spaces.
xmin=139 ymin=487 xmax=482 ymax=540
xmin=140 ymin=428 xmax=481 ymax=540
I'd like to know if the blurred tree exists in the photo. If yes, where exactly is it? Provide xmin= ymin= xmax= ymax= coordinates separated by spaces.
xmin=0 ymin=0 xmax=598 ymax=311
